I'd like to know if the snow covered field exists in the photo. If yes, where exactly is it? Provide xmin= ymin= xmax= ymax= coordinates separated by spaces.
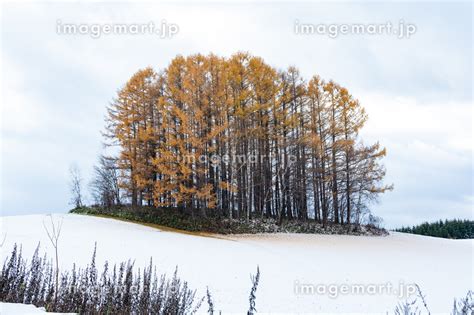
xmin=1 ymin=214 xmax=472 ymax=314
xmin=0 ymin=303 xmax=71 ymax=314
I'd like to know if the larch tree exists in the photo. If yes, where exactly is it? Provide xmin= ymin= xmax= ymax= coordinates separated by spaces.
xmin=103 ymin=53 xmax=391 ymax=226
xmin=105 ymin=67 xmax=158 ymax=207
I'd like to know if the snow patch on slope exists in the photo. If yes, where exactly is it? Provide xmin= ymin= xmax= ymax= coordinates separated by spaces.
xmin=0 ymin=214 xmax=472 ymax=313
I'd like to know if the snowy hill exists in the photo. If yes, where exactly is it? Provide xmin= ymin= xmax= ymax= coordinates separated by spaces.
xmin=1 ymin=214 xmax=472 ymax=313
xmin=0 ymin=302 xmax=72 ymax=314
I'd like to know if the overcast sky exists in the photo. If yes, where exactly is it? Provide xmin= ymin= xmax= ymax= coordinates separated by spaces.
xmin=1 ymin=1 xmax=472 ymax=228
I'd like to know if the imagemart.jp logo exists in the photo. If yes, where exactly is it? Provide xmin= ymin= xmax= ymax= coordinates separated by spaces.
xmin=294 ymin=280 xmax=418 ymax=299
xmin=178 ymin=153 xmax=299 ymax=166
xmin=56 ymin=20 xmax=179 ymax=39
xmin=294 ymin=20 xmax=417 ymax=39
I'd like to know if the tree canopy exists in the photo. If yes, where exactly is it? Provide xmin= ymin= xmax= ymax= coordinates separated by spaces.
xmin=104 ymin=53 xmax=392 ymax=226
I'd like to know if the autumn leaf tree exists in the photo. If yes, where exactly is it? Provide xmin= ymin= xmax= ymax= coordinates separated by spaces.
xmin=105 ymin=67 xmax=159 ymax=207
xmin=103 ymin=53 xmax=391 ymax=226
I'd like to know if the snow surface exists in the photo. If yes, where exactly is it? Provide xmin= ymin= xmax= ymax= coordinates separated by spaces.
xmin=0 ymin=214 xmax=472 ymax=314
xmin=0 ymin=302 xmax=73 ymax=314
xmin=0 ymin=303 xmax=48 ymax=314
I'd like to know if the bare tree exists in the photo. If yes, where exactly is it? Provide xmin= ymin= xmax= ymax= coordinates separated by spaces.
xmin=43 ymin=214 xmax=63 ymax=305
xmin=90 ymin=155 xmax=121 ymax=208
xmin=69 ymin=164 xmax=83 ymax=208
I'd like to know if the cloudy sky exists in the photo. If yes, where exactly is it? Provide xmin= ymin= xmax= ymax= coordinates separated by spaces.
xmin=1 ymin=1 xmax=472 ymax=228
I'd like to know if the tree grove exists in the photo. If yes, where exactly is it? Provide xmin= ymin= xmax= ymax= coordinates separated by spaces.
xmin=105 ymin=53 xmax=391 ymax=226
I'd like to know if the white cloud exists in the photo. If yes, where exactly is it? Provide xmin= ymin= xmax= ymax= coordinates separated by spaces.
xmin=356 ymin=93 xmax=472 ymax=226
xmin=2 ymin=59 xmax=49 ymax=135
xmin=360 ymin=93 xmax=472 ymax=154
